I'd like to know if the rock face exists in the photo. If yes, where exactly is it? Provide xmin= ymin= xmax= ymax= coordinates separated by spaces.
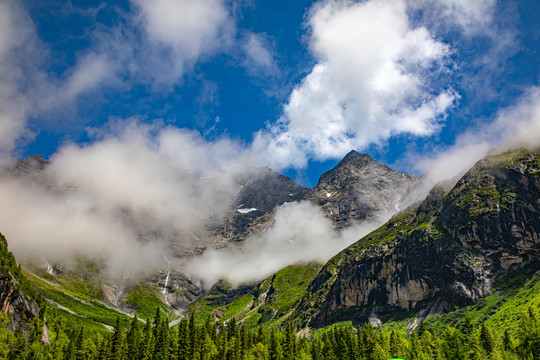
xmin=0 ymin=234 xmax=40 ymax=332
xmin=304 ymin=151 xmax=420 ymax=229
xmin=9 ymin=155 xmax=49 ymax=177
xmin=295 ymin=151 xmax=540 ymax=328
xmin=214 ymin=167 xmax=307 ymax=241
xmin=234 ymin=151 xmax=421 ymax=239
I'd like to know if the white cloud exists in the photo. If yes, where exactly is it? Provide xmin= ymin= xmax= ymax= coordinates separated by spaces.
xmin=185 ymin=201 xmax=387 ymax=287
xmin=412 ymin=86 xmax=540 ymax=187
xmin=0 ymin=0 xmax=238 ymax=158
xmin=409 ymin=0 xmax=497 ymax=37
xmin=0 ymin=119 xmax=264 ymax=277
xmin=0 ymin=1 xmax=43 ymax=160
xmin=242 ymin=32 xmax=278 ymax=75
xmin=253 ymin=0 xmax=457 ymax=169
xmin=62 ymin=53 xmax=116 ymax=102
xmin=131 ymin=0 xmax=234 ymax=85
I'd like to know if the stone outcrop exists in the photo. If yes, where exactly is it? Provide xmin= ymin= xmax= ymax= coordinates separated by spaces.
xmin=0 ymin=234 xmax=40 ymax=332
xmin=213 ymin=167 xmax=307 ymax=241
xmin=294 ymin=150 xmax=540 ymax=328
xmin=305 ymin=151 xmax=421 ymax=229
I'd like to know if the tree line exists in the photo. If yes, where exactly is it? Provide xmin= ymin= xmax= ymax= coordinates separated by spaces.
xmin=1 ymin=307 xmax=539 ymax=359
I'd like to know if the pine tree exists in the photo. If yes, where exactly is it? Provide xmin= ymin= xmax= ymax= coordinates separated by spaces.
xmin=333 ymin=326 xmax=348 ymax=360
xmin=139 ymin=318 xmax=154 ymax=360
xmin=153 ymin=308 xmax=162 ymax=337
xmin=321 ymin=332 xmax=337 ymax=360
xmin=126 ymin=316 xmax=140 ymax=360
xmin=269 ymin=330 xmax=283 ymax=360
xmin=460 ymin=315 xmax=474 ymax=336
xmin=177 ymin=318 xmax=191 ymax=360
xmin=480 ymin=324 xmax=494 ymax=354
xmin=110 ymin=317 xmax=126 ymax=360
xmin=389 ymin=329 xmax=402 ymax=357
xmin=502 ymin=329 xmax=513 ymax=352
xmin=517 ymin=308 xmax=540 ymax=359
xmin=189 ymin=312 xmax=197 ymax=359
xmin=283 ymin=323 xmax=297 ymax=360
xmin=310 ymin=336 xmax=323 ymax=360
xmin=417 ymin=320 xmax=427 ymax=337
xmin=74 ymin=326 xmax=85 ymax=360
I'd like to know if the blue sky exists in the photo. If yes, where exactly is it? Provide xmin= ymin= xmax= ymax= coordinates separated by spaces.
xmin=2 ymin=0 xmax=540 ymax=186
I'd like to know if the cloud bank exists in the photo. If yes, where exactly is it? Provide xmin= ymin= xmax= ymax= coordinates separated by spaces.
xmin=0 ymin=0 xmax=537 ymax=290
xmin=0 ymin=121 xmax=261 ymax=277
xmin=413 ymin=86 xmax=540 ymax=187
xmin=184 ymin=201 xmax=388 ymax=287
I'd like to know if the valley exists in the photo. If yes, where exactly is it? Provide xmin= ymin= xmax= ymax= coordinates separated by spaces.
xmin=0 ymin=148 xmax=538 ymax=359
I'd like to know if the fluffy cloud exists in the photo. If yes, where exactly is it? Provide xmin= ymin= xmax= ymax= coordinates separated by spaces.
xmin=0 ymin=119 xmax=264 ymax=277
xmin=254 ymin=0 xmax=457 ymax=169
xmin=0 ymin=1 xmax=43 ymax=160
xmin=410 ymin=0 xmax=497 ymax=37
xmin=0 ymin=0 xmax=237 ymax=158
xmin=412 ymin=86 xmax=540 ymax=187
xmin=131 ymin=0 xmax=234 ymax=86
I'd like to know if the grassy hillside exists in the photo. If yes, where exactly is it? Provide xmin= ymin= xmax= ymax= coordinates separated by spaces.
xmin=189 ymin=263 xmax=322 ymax=328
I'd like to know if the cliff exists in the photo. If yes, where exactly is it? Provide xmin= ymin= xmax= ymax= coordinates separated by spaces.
xmin=293 ymin=150 xmax=540 ymax=328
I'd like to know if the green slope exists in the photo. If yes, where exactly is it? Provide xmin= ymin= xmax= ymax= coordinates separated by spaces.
xmin=189 ymin=263 xmax=322 ymax=328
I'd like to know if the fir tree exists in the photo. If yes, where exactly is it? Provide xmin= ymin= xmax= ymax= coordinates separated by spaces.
xmin=126 ymin=315 xmax=140 ymax=360
xmin=110 ymin=317 xmax=127 ymax=360
xmin=479 ymin=324 xmax=494 ymax=354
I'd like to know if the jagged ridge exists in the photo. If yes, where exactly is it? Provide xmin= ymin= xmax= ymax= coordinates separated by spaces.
xmin=292 ymin=150 xmax=540 ymax=328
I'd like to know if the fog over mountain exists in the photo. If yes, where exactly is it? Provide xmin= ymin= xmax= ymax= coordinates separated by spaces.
xmin=0 ymin=0 xmax=539 ymax=292
xmin=0 ymin=123 xmax=415 ymax=288
xmin=0 ymin=85 xmax=539 ymax=290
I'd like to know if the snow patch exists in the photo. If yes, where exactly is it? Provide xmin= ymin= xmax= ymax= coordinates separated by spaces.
xmin=237 ymin=208 xmax=258 ymax=214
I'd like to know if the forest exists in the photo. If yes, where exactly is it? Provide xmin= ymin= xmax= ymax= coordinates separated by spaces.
xmin=1 ymin=304 xmax=539 ymax=360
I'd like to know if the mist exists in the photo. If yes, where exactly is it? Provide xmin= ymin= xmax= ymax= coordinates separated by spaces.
xmin=0 ymin=117 xmax=400 ymax=288
xmin=0 ymin=120 xmax=265 ymax=279
xmin=410 ymin=86 xmax=540 ymax=189
xmin=183 ymin=201 xmax=391 ymax=288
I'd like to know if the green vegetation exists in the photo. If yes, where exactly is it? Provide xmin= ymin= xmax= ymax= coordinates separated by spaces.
xmin=419 ymin=274 xmax=540 ymax=337
xmin=189 ymin=263 xmax=322 ymax=329
xmin=4 ymin=298 xmax=540 ymax=359
xmin=24 ymin=270 xmax=135 ymax=330
xmin=124 ymin=283 xmax=171 ymax=321
xmin=0 ymin=233 xmax=42 ymax=305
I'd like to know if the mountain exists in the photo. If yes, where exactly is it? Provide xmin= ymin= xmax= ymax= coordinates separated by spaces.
xmin=305 ymin=151 xmax=420 ymax=229
xmin=182 ymin=149 xmax=540 ymax=335
xmin=291 ymin=150 xmax=540 ymax=328
xmin=233 ymin=151 xmax=421 ymax=240
xmin=0 ymin=233 xmax=41 ymax=332
xmin=211 ymin=167 xmax=308 ymax=242
xmin=9 ymin=155 xmax=49 ymax=177
xmin=3 ymin=150 xmax=423 ymax=318
xmin=1 ymin=149 xmax=539 ymax=359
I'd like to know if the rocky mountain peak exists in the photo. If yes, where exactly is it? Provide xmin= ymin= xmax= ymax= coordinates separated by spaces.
xmin=11 ymin=155 xmax=49 ymax=176
xmin=306 ymin=150 xmax=421 ymax=229
xmin=341 ymin=149 xmax=375 ymax=164
xmin=295 ymin=150 xmax=540 ymax=328
xmin=316 ymin=151 xmax=385 ymax=186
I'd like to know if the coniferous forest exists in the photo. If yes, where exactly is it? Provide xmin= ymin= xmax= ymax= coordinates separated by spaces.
xmin=2 ymin=305 xmax=540 ymax=360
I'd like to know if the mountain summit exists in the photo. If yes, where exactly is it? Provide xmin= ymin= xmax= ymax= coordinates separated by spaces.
xmin=305 ymin=150 xmax=420 ymax=229
xmin=294 ymin=150 xmax=540 ymax=328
